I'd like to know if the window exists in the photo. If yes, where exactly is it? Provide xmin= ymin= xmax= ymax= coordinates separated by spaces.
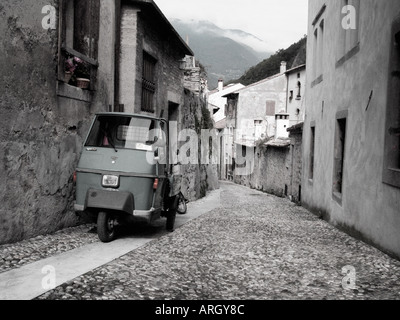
xmin=311 ymin=20 xmax=324 ymax=86
xmin=383 ymin=17 xmax=400 ymax=188
xmin=309 ymin=124 xmax=316 ymax=181
xmin=313 ymin=29 xmax=319 ymax=80
xmin=318 ymin=20 xmax=324 ymax=76
xmin=311 ymin=4 xmax=325 ymax=85
xmin=297 ymin=81 xmax=302 ymax=99
xmin=266 ymin=100 xmax=276 ymax=116
xmin=142 ymin=52 xmax=157 ymax=113
xmin=58 ymin=0 xmax=100 ymax=90
xmin=333 ymin=112 xmax=348 ymax=200
xmin=85 ymin=115 xmax=159 ymax=151
xmin=254 ymin=120 xmax=263 ymax=140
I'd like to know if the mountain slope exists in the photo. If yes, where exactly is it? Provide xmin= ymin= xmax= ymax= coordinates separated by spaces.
xmin=229 ymin=36 xmax=307 ymax=86
xmin=170 ymin=19 xmax=272 ymax=89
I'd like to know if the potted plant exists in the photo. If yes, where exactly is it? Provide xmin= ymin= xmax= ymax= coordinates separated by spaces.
xmin=64 ymin=56 xmax=90 ymax=89
xmin=64 ymin=57 xmax=78 ymax=83
xmin=74 ymin=59 xmax=90 ymax=89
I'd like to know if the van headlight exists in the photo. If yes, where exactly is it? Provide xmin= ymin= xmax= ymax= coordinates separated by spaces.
xmin=102 ymin=175 xmax=119 ymax=188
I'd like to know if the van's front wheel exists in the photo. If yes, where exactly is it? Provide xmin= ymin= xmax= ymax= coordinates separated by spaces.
xmin=97 ymin=211 xmax=117 ymax=243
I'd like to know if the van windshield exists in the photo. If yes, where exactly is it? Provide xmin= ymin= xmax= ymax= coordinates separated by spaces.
xmin=85 ymin=115 xmax=161 ymax=151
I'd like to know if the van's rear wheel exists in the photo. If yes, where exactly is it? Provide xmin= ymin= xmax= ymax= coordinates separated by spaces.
xmin=97 ymin=211 xmax=117 ymax=243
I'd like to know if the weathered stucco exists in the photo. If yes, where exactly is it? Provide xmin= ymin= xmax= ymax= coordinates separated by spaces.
xmin=286 ymin=66 xmax=306 ymax=128
xmin=1 ymin=0 xmax=78 ymax=242
xmin=235 ymin=73 xmax=287 ymax=144
xmin=304 ymin=0 xmax=400 ymax=259
xmin=0 ymin=0 xmax=218 ymax=244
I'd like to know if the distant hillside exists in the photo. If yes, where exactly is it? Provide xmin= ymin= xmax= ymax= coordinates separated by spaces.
xmin=170 ymin=19 xmax=272 ymax=89
xmin=228 ymin=36 xmax=307 ymax=86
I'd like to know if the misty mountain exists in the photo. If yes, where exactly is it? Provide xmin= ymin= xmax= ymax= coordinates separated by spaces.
xmin=170 ymin=19 xmax=272 ymax=89
xmin=227 ymin=36 xmax=307 ymax=87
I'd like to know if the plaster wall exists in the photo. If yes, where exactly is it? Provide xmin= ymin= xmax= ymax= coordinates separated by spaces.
xmin=209 ymin=83 xmax=245 ymax=124
xmin=286 ymin=68 xmax=306 ymax=127
xmin=0 ymin=0 xmax=115 ymax=244
xmin=303 ymin=0 xmax=400 ymax=258
xmin=236 ymin=74 xmax=287 ymax=143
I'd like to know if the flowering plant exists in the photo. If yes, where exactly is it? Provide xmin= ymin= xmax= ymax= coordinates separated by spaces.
xmin=65 ymin=56 xmax=82 ymax=73
xmin=65 ymin=56 xmax=89 ymax=78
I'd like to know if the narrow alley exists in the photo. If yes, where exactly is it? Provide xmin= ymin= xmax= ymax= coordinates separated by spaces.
xmin=2 ymin=182 xmax=399 ymax=301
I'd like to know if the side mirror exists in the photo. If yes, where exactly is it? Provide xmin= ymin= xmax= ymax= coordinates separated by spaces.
xmin=154 ymin=148 xmax=160 ymax=162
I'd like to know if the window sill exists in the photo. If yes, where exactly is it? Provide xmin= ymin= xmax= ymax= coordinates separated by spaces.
xmin=332 ymin=192 xmax=343 ymax=206
xmin=57 ymin=81 xmax=93 ymax=103
xmin=311 ymin=75 xmax=323 ymax=88
xmin=336 ymin=43 xmax=360 ymax=69
xmin=382 ymin=167 xmax=400 ymax=189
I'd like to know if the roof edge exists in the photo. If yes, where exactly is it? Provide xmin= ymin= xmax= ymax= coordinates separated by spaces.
xmin=127 ymin=0 xmax=194 ymax=56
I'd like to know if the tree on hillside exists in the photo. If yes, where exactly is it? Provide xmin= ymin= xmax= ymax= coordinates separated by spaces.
xmin=227 ymin=36 xmax=307 ymax=86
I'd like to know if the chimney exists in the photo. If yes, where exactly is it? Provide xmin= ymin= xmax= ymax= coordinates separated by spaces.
xmin=218 ymin=79 xmax=224 ymax=91
xmin=280 ymin=61 xmax=287 ymax=74
xmin=275 ymin=112 xmax=290 ymax=139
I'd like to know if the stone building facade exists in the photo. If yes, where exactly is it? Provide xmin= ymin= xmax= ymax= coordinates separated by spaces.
xmin=232 ymin=123 xmax=303 ymax=202
xmin=118 ymin=1 xmax=193 ymax=117
xmin=0 ymin=0 xmax=114 ymax=244
xmin=0 ymin=0 xmax=217 ymax=244
xmin=208 ymin=81 xmax=244 ymax=180
xmin=232 ymin=69 xmax=288 ymax=147
xmin=219 ymin=62 xmax=306 ymax=201
xmin=303 ymin=0 xmax=400 ymax=259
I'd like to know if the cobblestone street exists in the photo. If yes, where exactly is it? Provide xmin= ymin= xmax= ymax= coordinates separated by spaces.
xmin=2 ymin=182 xmax=400 ymax=301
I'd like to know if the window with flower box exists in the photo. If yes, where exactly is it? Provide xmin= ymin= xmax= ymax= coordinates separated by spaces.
xmin=57 ymin=0 xmax=100 ymax=91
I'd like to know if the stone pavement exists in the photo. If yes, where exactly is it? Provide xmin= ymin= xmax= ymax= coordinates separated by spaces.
xmin=1 ymin=182 xmax=400 ymax=300
xmin=0 ymin=188 xmax=222 ymax=300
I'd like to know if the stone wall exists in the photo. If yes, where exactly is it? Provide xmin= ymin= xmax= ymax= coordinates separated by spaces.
xmin=119 ymin=4 xmax=190 ymax=116
xmin=234 ymin=145 xmax=291 ymax=198
xmin=234 ymin=129 xmax=303 ymax=203
xmin=1 ymin=0 xmax=71 ymax=243
xmin=179 ymin=91 xmax=219 ymax=201
xmin=0 ymin=0 xmax=113 ymax=244
xmin=287 ymin=124 xmax=303 ymax=204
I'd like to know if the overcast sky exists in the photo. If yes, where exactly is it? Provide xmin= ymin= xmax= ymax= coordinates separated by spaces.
xmin=154 ymin=0 xmax=309 ymax=51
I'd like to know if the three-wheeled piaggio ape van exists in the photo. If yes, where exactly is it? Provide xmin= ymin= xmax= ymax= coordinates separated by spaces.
xmin=74 ymin=113 xmax=179 ymax=242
